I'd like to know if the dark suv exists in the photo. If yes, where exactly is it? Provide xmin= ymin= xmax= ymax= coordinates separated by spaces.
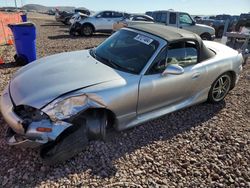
xmin=235 ymin=13 xmax=250 ymax=31
xmin=197 ymin=14 xmax=239 ymax=38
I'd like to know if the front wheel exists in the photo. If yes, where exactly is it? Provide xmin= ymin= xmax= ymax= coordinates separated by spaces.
xmin=40 ymin=122 xmax=88 ymax=165
xmin=81 ymin=25 xmax=93 ymax=36
xmin=208 ymin=73 xmax=232 ymax=103
xmin=200 ymin=33 xmax=212 ymax=40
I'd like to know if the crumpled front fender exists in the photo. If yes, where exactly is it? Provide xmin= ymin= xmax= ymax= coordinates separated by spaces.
xmin=42 ymin=93 xmax=107 ymax=122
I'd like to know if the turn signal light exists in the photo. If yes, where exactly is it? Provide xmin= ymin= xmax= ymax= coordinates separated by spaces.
xmin=36 ymin=127 xmax=52 ymax=132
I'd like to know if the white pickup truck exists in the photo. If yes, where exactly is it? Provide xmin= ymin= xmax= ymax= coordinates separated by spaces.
xmin=146 ymin=10 xmax=215 ymax=40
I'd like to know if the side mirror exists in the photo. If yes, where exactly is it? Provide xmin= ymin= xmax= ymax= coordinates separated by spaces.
xmin=192 ymin=20 xmax=196 ymax=25
xmin=162 ymin=64 xmax=184 ymax=76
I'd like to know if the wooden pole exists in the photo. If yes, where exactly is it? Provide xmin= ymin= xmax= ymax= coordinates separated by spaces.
xmin=14 ymin=0 xmax=17 ymax=8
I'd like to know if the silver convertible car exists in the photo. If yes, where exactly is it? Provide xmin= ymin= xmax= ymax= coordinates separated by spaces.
xmin=0 ymin=24 xmax=243 ymax=164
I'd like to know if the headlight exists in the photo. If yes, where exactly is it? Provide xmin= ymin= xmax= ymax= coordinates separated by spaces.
xmin=42 ymin=95 xmax=88 ymax=121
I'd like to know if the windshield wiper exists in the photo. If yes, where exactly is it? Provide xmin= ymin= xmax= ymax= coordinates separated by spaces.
xmin=94 ymin=52 xmax=136 ymax=74
xmin=90 ymin=48 xmax=97 ymax=58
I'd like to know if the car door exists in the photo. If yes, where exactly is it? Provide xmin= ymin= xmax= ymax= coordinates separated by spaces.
xmin=137 ymin=40 xmax=207 ymax=115
xmin=179 ymin=12 xmax=195 ymax=31
xmin=94 ymin=11 xmax=114 ymax=31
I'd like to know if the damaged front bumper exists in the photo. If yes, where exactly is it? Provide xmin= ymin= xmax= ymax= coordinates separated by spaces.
xmin=69 ymin=22 xmax=82 ymax=34
xmin=0 ymin=87 xmax=72 ymax=148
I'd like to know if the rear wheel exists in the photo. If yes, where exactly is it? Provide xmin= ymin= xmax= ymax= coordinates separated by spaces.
xmin=217 ymin=28 xmax=224 ymax=38
xmin=208 ymin=73 xmax=232 ymax=103
xmin=81 ymin=25 xmax=93 ymax=36
xmin=243 ymin=57 xmax=248 ymax=66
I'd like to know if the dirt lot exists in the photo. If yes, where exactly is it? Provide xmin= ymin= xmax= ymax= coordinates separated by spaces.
xmin=0 ymin=17 xmax=249 ymax=187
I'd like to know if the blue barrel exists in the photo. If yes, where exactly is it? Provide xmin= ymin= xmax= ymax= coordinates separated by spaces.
xmin=8 ymin=22 xmax=36 ymax=65
xmin=21 ymin=14 xmax=27 ymax=22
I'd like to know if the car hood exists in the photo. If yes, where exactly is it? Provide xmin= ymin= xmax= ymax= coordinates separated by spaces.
xmin=195 ymin=23 xmax=215 ymax=34
xmin=10 ymin=50 xmax=124 ymax=109
xmin=196 ymin=23 xmax=214 ymax=30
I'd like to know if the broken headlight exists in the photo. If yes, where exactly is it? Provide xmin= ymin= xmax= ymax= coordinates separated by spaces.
xmin=14 ymin=105 xmax=49 ymax=121
xmin=42 ymin=95 xmax=88 ymax=121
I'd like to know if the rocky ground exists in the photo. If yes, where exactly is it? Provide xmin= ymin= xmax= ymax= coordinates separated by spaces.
xmin=0 ymin=17 xmax=249 ymax=187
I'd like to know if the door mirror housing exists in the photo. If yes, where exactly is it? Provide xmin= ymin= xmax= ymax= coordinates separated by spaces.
xmin=162 ymin=64 xmax=184 ymax=76
xmin=192 ymin=20 xmax=196 ymax=25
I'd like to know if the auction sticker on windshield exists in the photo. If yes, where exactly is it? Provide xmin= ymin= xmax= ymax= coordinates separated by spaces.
xmin=134 ymin=34 xmax=153 ymax=45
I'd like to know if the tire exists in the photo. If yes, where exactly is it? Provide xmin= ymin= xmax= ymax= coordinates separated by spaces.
xmin=65 ymin=18 xmax=70 ymax=25
xmin=62 ymin=18 xmax=70 ymax=25
xmin=69 ymin=29 xmax=76 ymax=36
xmin=216 ymin=28 xmax=224 ymax=38
xmin=200 ymin=33 xmax=212 ymax=40
xmin=243 ymin=57 xmax=248 ymax=66
xmin=40 ymin=122 xmax=88 ymax=165
xmin=207 ymin=73 xmax=232 ymax=103
xmin=87 ymin=110 xmax=107 ymax=141
xmin=81 ymin=24 xmax=93 ymax=36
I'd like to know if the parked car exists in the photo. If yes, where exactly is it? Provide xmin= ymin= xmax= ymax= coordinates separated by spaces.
xmin=235 ymin=13 xmax=250 ymax=31
xmin=74 ymin=8 xmax=90 ymax=16
xmin=113 ymin=14 xmax=154 ymax=31
xmin=55 ymin=8 xmax=90 ymax=25
xmin=1 ymin=24 xmax=243 ymax=164
xmin=55 ymin=10 xmax=74 ymax=25
xmin=197 ymin=14 xmax=239 ymax=38
xmin=69 ymin=10 xmax=127 ymax=36
xmin=146 ymin=10 xmax=215 ymax=40
xmin=47 ymin=9 xmax=56 ymax=15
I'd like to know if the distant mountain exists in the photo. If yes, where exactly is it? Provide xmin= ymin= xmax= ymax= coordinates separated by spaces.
xmin=49 ymin=6 xmax=76 ymax=12
xmin=21 ymin=4 xmax=88 ymax=13
xmin=22 ymin=4 xmax=50 ymax=12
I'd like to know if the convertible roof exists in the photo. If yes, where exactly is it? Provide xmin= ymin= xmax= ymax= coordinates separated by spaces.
xmin=129 ymin=23 xmax=215 ymax=61
xmin=129 ymin=23 xmax=200 ymax=42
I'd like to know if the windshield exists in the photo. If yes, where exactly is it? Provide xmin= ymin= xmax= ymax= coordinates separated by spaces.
xmin=92 ymin=29 xmax=159 ymax=74
xmin=92 ymin=11 xmax=102 ymax=17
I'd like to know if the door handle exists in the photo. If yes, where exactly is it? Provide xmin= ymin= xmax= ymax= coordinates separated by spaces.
xmin=179 ymin=26 xmax=182 ymax=29
xmin=192 ymin=72 xmax=201 ymax=79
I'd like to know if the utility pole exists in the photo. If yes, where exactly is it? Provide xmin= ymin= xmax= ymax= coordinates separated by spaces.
xmin=14 ymin=0 xmax=17 ymax=8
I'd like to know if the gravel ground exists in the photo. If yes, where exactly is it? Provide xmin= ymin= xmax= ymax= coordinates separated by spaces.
xmin=0 ymin=18 xmax=249 ymax=187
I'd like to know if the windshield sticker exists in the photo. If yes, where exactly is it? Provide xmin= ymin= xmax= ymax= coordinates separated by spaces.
xmin=134 ymin=35 xmax=153 ymax=45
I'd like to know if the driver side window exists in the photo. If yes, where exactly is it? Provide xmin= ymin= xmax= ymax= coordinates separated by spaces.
xmin=102 ymin=11 xmax=113 ymax=18
xmin=147 ymin=41 xmax=198 ymax=75
xmin=147 ymin=47 xmax=167 ymax=75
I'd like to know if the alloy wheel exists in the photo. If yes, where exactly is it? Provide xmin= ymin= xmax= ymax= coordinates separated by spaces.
xmin=83 ymin=26 xmax=93 ymax=36
xmin=212 ymin=74 xmax=231 ymax=102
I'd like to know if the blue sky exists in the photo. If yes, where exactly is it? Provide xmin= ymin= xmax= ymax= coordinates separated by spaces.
xmin=1 ymin=0 xmax=250 ymax=15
